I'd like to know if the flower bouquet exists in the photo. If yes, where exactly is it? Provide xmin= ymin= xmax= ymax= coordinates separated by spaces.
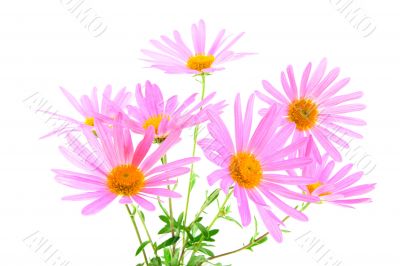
xmin=47 ymin=20 xmax=375 ymax=266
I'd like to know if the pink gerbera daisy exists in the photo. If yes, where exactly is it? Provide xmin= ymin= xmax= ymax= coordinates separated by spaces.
xmin=142 ymin=19 xmax=251 ymax=74
xmin=301 ymin=145 xmax=375 ymax=207
xmin=126 ymin=81 xmax=225 ymax=142
xmin=198 ymin=94 xmax=318 ymax=242
xmin=53 ymin=114 xmax=199 ymax=215
xmin=257 ymin=58 xmax=366 ymax=161
xmin=43 ymin=85 xmax=131 ymax=138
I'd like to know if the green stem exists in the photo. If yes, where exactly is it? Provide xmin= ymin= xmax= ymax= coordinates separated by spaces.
xmin=207 ymin=203 xmax=312 ymax=261
xmin=188 ymin=189 xmax=233 ymax=261
xmin=180 ymin=73 xmax=207 ymax=263
xmin=136 ymin=206 xmax=158 ymax=258
xmin=125 ymin=205 xmax=149 ymax=266
xmin=161 ymin=154 xmax=176 ymax=255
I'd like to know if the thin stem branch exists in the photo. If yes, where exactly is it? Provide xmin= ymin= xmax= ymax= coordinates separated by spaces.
xmin=161 ymin=154 xmax=176 ymax=255
xmin=125 ymin=205 xmax=149 ymax=266
xmin=180 ymin=72 xmax=207 ymax=264
xmin=137 ymin=207 xmax=158 ymax=258
xmin=207 ymin=203 xmax=312 ymax=261
xmin=188 ymin=189 xmax=233 ymax=261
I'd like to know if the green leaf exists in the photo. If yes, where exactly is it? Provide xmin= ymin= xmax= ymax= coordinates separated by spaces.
xmin=253 ymin=216 xmax=259 ymax=238
xmin=203 ymin=189 xmax=220 ymax=209
xmin=187 ymin=255 xmax=206 ymax=266
xmin=189 ymin=172 xmax=199 ymax=192
xmin=163 ymin=248 xmax=171 ymax=264
xmin=149 ymin=257 xmax=162 ymax=266
xmin=221 ymin=216 xmax=243 ymax=228
xmin=158 ymin=226 xmax=171 ymax=235
xmin=157 ymin=199 xmax=170 ymax=218
xmin=156 ymin=236 xmax=179 ymax=250
xmin=159 ymin=215 xmax=170 ymax=224
xmin=135 ymin=240 xmax=150 ymax=256
xmin=196 ymin=223 xmax=209 ymax=238
xmin=138 ymin=210 xmax=145 ymax=222
xmin=184 ymin=227 xmax=194 ymax=241
xmin=199 ymin=247 xmax=214 ymax=257
xmin=208 ymin=229 xmax=219 ymax=237
xmin=176 ymin=212 xmax=184 ymax=233
xmin=246 ymin=235 xmax=268 ymax=251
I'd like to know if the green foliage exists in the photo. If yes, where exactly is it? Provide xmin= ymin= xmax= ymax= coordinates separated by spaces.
xmin=163 ymin=247 xmax=180 ymax=266
xmin=135 ymin=240 xmax=150 ymax=256
xmin=156 ymin=236 xmax=180 ymax=251
xmin=187 ymin=254 xmax=206 ymax=266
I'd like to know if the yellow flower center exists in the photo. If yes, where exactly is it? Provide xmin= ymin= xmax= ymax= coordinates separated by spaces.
xmin=288 ymin=98 xmax=319 ymax=131
xmin=306 ymin=181 xmax=331 ymax=196
xmin=142 ymin=114 xmax=170 ymax=134
xmin=187 ymin=54 xmax=215 ymax=72
xmin=84 ymin=117 xmax=95 ymax=127
xmin=229 ymin=152 xmax=263 ymax=189
xmin=106 ymin=164 xmax=145 ymax=196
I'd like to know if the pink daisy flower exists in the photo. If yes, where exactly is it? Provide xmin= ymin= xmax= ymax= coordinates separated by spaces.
xmin=53 ymin=114 xmax=199 ymax=215
xmin=43 ymin=85 xmax=131 ymax=137
xmin=257 ymin=58 xmax=366 ymax=162
xmin=198 ymin=94 xmax=318 ymax=242
xmin=141 ymin=19 xmax=251 ymax=74
xmin=126 ymin=81 xmax=225 ymax=142
xmin=301 ymin=144 xmax=375 ymax=207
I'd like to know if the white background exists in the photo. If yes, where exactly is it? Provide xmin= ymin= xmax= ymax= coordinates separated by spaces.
xmin=0 ymin=0 xmax=399 ymax=265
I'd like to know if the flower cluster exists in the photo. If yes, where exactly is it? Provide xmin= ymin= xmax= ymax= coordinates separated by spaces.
xmin=47 ymin=20 xmax=375 ymax=265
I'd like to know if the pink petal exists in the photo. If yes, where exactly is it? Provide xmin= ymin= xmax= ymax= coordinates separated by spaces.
xmin=142 ymin=188 xmax=181 ymax=198
xmin=311 ymin=127 xmax=342 ymax=161
xmin=60 ymin=87 xmax=85 ymax=116
xmin=132 ymin=128 xmax=155 ymax=166
xmin=140 ymin=130 xmax=181 ymax=173
xmin=257 ymin=206 xmax=283 ymax=242
xmin=263 ymin=174 xmax=315 ymax=185
xmin=264 ymin=158 xmax=312 ymax=171
xmin=235 ymin=186 xmax=251 ymax=227
xmin=300 ymin=63 xmax=312 ymax=97
xmin=82 ymin=193 xmax=116 ymax=215
xmin=328 ymin=163 xmax=353 ymax=183
xmin=261 ymin=189 xmax=308 ymax=221
xmin=145 ymin=157 xmax=200 ymax=176
xmin=208 ymin=169 xmax=230 ymax=186
xmin=62 ymin=191 xmax=107 ymax=201
xmin=133 ymin=195 xmax=156 ymax=211
xmin=261 ymin=80 xmax=289 ymax=103
xmin=234 ymin=94 xmax=244 ymax=151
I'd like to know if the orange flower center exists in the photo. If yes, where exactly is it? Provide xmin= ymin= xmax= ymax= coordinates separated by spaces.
xmin=84 ymin=117 xmax=95 ymax=127
xmin=229 ymin=152 xmax=263 ymax=189
xmin=107 ymin=165 xmax=145 ymax=196
xmin=187 ymin=54 xmax=215 ymax=71
xmin=306 ymin=181 xmax=331 ymax=196
xmin=288 ymin=98 xmax=319 ymax=131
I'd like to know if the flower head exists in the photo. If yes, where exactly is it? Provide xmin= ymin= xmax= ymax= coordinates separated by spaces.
xmin=199 ymin=94 xmax=317 ymax=242
xmin=301 ymin=142 xmax=375 ymax=206
xmin=53 ymin=114 xmax=199 ymax=215
xmin=43 ymin=86 xmax=131 ymax=138
xmin=142 ymin=20 xmax=251 ymax=74
xmin=127 ymin=81 xmax=225 ymax=142
xmin=257 ymin=58 xmax=366 ymax=162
